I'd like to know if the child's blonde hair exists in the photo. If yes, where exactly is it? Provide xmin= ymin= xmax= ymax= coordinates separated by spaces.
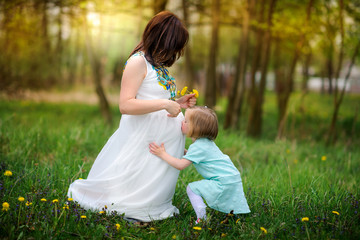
xmin=186 ymin=106 xmax=218 ymax=140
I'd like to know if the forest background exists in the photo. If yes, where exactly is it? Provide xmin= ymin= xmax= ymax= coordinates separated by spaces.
xmin=1 ymin=0 xmax=359 ymax=144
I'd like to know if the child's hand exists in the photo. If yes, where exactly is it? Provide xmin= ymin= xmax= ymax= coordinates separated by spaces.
xmin=149 ymin=142 xmax=166 ymax=157
xmin=176 ymin=94 xmax=196 ymax=109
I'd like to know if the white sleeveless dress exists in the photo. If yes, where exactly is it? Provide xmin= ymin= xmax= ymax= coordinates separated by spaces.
xmin=67 ymin=53 xmax=185 ymax=222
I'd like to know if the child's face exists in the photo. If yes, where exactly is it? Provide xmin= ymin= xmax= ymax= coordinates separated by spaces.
xmin=181 ymin=111 xmax=190 ymax=135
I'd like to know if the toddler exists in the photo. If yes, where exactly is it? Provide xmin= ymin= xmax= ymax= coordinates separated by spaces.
xmin=149 ymin=106 xmax=250 ymax=223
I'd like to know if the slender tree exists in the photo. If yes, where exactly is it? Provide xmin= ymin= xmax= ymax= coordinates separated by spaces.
xmin=204 ymin=0 xmax=220 ymax=108
xmin=276 ymin=0 xmax=314 ymax=139
xmin=83 ymin=9 xmax=112 ymax=125
xmin=153 ymin=0 xmax=167 ymax=14
xmin=182 ymin=0 xmax=195 ymax=89
xmin=246 ymin=0 xmax=276 ymax=137
xmin=224 ymin=0 xmax=253 ymax=129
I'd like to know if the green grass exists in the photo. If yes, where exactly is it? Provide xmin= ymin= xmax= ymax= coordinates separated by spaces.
xmin=0 ymin=93 xmax=359 ymax=239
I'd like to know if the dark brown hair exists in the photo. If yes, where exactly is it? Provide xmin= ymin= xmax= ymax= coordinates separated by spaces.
xmin=187 ymin=106 xmax=218 ymax=140
xmin=130 ymin=11 xmax=189 ymax=67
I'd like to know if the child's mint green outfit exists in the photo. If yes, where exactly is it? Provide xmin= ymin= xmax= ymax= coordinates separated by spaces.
xmin=184 ymin=138 xmax=250 ymax=214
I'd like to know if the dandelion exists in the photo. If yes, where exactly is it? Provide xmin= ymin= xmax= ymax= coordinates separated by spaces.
xmin=302 ymin=217 xmax=309 ymax=222
xmin=67 ymin=198 xmax=73 ymax=202
xmin=221 ymin=233 xmax=227 ymax=237
xmin=193 ymin=226 xmax=202 ymax=231
xmin=18 ymin=197 xmax=25 ymax=202
xmin=192 ymin=89 xmax=199 ymax=98
xmin=332 ymin=211 xmax=340 ymax=216
xmin=180 ymin=86 xmax=188 ymax=96
xmin=26 ymin=201 xmax=32 ymax=206
xmin=80 ymin=215 xmax=86 ymax=219
xmin=78 ymin=178 xmax=83 ymax=180
xmin=99 ymin=211 xmax=105 ymax=214
xmin=104 ymin=205 xmax=108 ymax=209
xmin=52 ymin=199 xmax=59 ymax=203
xmin=260 ymin=227 xmax=267 ymax=234
xmin=172 ymin=235 xmax=177 ymax=239
xmin=150 ymin=227 xmax=155 ymax=231
xmin=63 ymin=204 xmax=69 ymax=210
xmin=41 ymin=198 xmax=47 ymax=202
xmin=4 ymin=170 xmax=12 ymax=177
xmin=321 ymin=156 xmax=327 ymax=161
xmin=2 ymin=202 xmax=10 ymax=211
xmin=116 ymin=223 xmax=120 ymax=231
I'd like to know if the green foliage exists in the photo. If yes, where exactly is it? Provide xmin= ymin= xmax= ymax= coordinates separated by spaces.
xmin=0 ymin=98 xmax=359 ymax=239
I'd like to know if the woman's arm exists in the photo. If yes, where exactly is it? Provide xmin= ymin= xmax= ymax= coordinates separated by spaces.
xmin=149 ymin=143 xmax=192 ymax=170
xmin=119 ymin=56 xmax=181 ymax=116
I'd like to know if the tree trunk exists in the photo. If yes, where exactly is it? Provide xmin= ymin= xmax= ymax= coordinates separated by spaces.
xmin=224 ymin=0 xmax=253 ymax=130
xmin=247 ymin=0 xmax=276 ymax=137
xmin=83 ymin=12 xmax=112 ymax=125
xmin=274 ymin=38 xmax=287 ymax=139
xmin=182 ymin=0 xmax=195 ymax=89
xmin=204 ymin=0 xmax=220 ymax=108
xmin=136 ymin=0 xmax=143 ymax=40
xmin=56 ymin=0 xmax=63 ymax=83
xmin=327 ymin=2 xmax=358 ymax=145
xmin=153 ymin=0 xmax=167 ymax=15
xmin=276 ymin=0 xmax=314 ymax=139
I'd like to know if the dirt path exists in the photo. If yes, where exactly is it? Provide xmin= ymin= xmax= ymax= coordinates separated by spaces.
xmin=1 ymin=90 xmax=119 ymax=106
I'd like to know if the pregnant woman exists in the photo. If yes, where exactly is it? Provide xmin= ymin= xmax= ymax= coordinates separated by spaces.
xmin=68 ymin=11 xmax=196 ymax=222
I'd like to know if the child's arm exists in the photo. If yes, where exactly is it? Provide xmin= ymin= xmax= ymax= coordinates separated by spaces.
xmin=149 ymin=143 xmax=192 ymax=170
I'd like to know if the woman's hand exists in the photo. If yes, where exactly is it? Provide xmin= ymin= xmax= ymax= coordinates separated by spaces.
xmin=176 ymin=94 xmax=197 ymax=109
xmin=165 ymin=100 xmax=181 ymax=117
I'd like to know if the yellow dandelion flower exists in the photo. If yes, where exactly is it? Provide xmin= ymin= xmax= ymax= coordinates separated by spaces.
xmin=104 ymin=205 xmax=108 ymax=209
xmin=193 ymin=226 xmax=202 ymax=231
xmin=332 ymin=211 xmax=340 ymax=216
xmin=68 ymin=198 xmax=73 ymax=202
xmin=4 ymin=170 xmax=12 ymax=177
xmin=2 ymin=202 xmax=10 ymax=211
xmin=116 ymin=223 xmax=121 ymax=230
xmin=301 ymin=217 xmax=309 ymax=222
xmin=150 ymin=227 xmax=155 ymax=231
xmin=221 ymin=233 xmax=227 ymax=237
xmin=181 ymin=86 xmax=188 ymax=96
xmin=260 ymin=227 xmax=267 ymax=234
xmin=99 ymin=211 xmax=105 ymax=214
xmin=192 ymin=89 xmax=199 ymax=98
xmin=52 ymin=199 xmax=59 ymax=203
xmin=321 ymin=156 xmax=327 ymax=161
xmin=41 ymin=198 xmax=47 ymax=202
xmin=80 ymin=215 xmax=86 ymax=219
xmin=26 ymin=201 xmax=32 ymax=206
xmin=63 ymin=204 xmax=69 ymax=210
xmin=172 ymin=235 xmax=177 ymax=239
xmin=18 ymin=197 xmax=25 ymax=202
xmin=78 ymin=178 xmax=83 ymax=180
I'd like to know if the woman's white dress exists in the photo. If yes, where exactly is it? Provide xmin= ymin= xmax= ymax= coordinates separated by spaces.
xmin=67 ymin=54 xmax=185 ymax=222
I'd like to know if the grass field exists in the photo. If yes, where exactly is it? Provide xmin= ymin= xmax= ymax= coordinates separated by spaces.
xmin=0 ymin=92 xmax=359 ymax=239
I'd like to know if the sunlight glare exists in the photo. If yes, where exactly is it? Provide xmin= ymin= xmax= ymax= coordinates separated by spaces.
xmin=87 ymin=12 xmax=101 ymax=27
